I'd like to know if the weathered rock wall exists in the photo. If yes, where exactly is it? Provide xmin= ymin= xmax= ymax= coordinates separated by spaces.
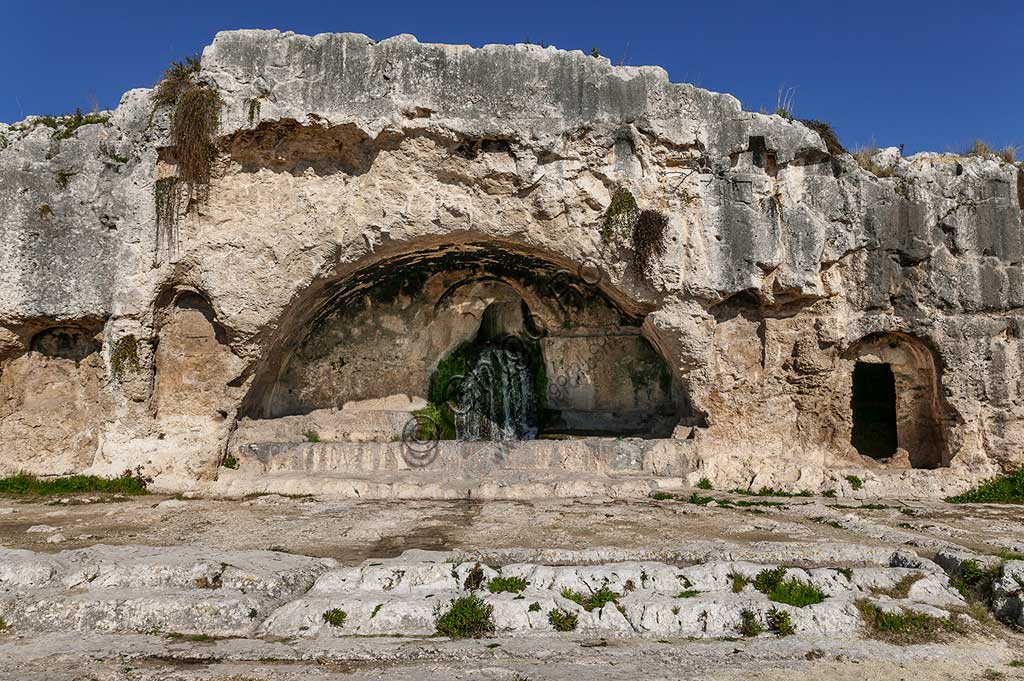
xmin=0 ymin=29 xmax=1022 ymax=493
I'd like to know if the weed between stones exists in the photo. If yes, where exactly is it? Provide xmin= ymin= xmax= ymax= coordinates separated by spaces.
xmin=434 ymin=595 xmax=495 ymax=639
xmin=737 ymin=609 xmax=764 ymax=637
xmin=855 ymin=599 xmax=959 ymax=644
xmin=560 ymin=586 xmax=621 ymax=612
xmin=487 ymin=576 xmax=529 ymax=594
xmin=753 ymin=567 xmax=827 ymax=607
xmin=548 ymin=608 xmax=578 ymax=632
xmin=322 ymin=609 xmax=347 ymax=628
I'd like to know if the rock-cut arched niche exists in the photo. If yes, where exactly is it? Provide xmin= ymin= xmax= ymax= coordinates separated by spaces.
xmin=845 ymin=332 xmax=950 ymax=469
xmin=0 ymin=325 xmax=111 ymax=474
xmin=153 ymin=292 xmax=238 ymax=420
xmin=242 ymin=243 xmax=689 ymax=441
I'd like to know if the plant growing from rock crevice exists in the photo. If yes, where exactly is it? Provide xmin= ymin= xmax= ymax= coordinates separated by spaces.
xmin=434 ymin=595 xmax=495 ymax=638
xmin=322 ymin=608 xmax=347 ymax=628
xmin=548 ymin=607 xmax=578 ymax=631
xmin=737 ymin=609 xmax=764 ymax=636
xmin=752 ymin=567 xmax=827 ymax=607
xmin=487 ymin=575 xmax=528 ymax=594
xmin=153 ymin=55 xmax=222 ymax=213
xmin=632 ymin=209 xmax=668 ymax=282
xmin=110 ymin=335 xmax=140 ymax=379
xmin=766 ymin=607 xmax=795 ymax=636
xmin=602 ymin=185 xmax=640 ymax=242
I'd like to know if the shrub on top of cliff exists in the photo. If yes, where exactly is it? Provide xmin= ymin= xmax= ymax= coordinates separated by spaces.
xmin=798 ymin=119 xmax=846 ymax=156
xmin=153 ymin=55 xmax=222 ymax=194
xmin=153 ymin=56 xmax=201 ymax=108
xmin=602 ymin=186 xmax=640 ymax=242
xmin=632 ymin=209 xmax=668 ymax=282
xmin=964 ymin=139 xmax=1017 ymax=165
xmin=853 ymin=144 xmax=896 ymax=178
xmin=54 ymin=108 xmax=110 ymax=140
xmin=946 ymin=469 xmax=1024 ymax=504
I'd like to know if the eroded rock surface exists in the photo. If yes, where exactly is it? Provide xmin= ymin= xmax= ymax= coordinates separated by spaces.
xmin=1 ymin=30 xmax=1023 ymax=494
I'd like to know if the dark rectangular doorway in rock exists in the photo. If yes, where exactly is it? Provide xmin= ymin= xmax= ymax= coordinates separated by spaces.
xmin=851 ymin=361 xmax=898 ymax=459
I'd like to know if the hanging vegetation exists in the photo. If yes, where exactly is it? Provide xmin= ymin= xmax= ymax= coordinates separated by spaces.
xmin=602 ymin=186 xmax=640 ymax=242
xmin=153 ymin=55 xmax=222 ymax=203
xmin=632 ymin=209 xmax=668 ymax=282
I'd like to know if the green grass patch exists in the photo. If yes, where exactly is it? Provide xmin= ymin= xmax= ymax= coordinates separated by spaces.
xmin=548 ymin=607 xmax=578 ymax=631
xmin=846 ymin=475 xmax=863 ymax=490
xmin=321 ymin=609 xmax=347 ymax=628
xmin=688 ymin=493 xmax=714 ymax=506
xmin=560 ymin=586 xmax=621 ymax=612
xmin=696 ymin=477 xmax=713 ymax=490
xmin=0 ymin=617 xmax=9 ymax=632
xmin=873 ymin=574 xmax=924 ymax=599
xmin=371 ymin=603 xmax=383 ymax=618
xmin=434 ymin=595 xmax=495 ymax=638
xmin=753 ymin=567 xmax=827 ymax=607
xmin=651 ymin=491 xmax=674 ymax=501
xmin=992 ymin=549 xmax=1024 ymax=561
xmin=676 ymin=589 xmax=700 ymax=598
xmin=730 ymin=573 xmax=748 ymax=593
xmin=221 ymin=454 xmax=239 ymax=470
xmin=528 ymin=601 xmax=541 ymax=612
xmin=0 ymin=472 xmax=149 ymax=496
xmin=731 ymin=487 xmax=813 ymax=498
xmin=766 ymin=607 xmax=795 ymax=636
xmin=487 ymin=576 xmax=528 ymax=594
xmin=303 ymin=430 xmax=320 ymax=443
xmin=54 ymin=108 xmax=109 ymax=140
xmin=950 ymin=559 xmax=1000 ymax=604
xmin=855 ymin=599 xmax=957 ymax=644
xmin=1008 ymin=660 xmax=1024 ymax=668
xmin=737 ymin=609 xmax=763 ymax=637
xmin=946 ymin=469 xmax=1024 ymax=504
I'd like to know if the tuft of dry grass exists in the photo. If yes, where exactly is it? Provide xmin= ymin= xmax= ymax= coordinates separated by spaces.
xmin=152 ymin=55 xmax=222 ymax=196
xmin=171 ymin=86 xmax=222 ymax=190
xmin=799 ymin=119 xmax=846 ymax=156
xmin=853 ymin=144 xmax=896 ymax=178
xmin=963 ymin=139 xmax=1018 ymax=164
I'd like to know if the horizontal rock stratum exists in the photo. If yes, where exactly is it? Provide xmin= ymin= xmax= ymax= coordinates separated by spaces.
xmin=0 ymin=30 xmax=1022 ymax=496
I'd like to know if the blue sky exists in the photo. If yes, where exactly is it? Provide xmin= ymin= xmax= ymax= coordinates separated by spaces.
xmin=2 ymin=0 xmax=1021 ymax=154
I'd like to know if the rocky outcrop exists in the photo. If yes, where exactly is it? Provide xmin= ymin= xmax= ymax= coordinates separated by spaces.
xmin=0 ymin=30 xmax=1022 ymax=494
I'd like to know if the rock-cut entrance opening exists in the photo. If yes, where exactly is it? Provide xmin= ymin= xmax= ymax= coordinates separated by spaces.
xmin=845 ymin=333 xmax=950 ymax=469
xmin=850 ymin=361 xmax=898 ymax=459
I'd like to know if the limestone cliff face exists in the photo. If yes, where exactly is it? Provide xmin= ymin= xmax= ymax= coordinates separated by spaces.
xmin=0 ymin=29 xmax=1021 ymax=493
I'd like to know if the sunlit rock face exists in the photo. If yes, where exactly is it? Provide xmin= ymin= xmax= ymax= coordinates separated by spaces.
xmin=0 ymin=29 xmax=1022 ymax=496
